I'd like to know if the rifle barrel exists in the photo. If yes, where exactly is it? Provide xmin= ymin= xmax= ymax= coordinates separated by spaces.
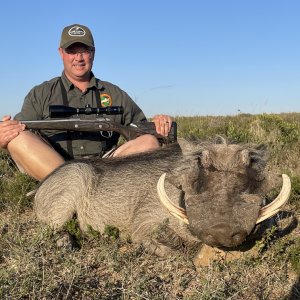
xmin=17 ymin=119 xmax=177 ymax=143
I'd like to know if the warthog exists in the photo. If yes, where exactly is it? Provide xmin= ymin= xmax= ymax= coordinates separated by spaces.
xmin=34 ymin=137 xmax=290 ymax=260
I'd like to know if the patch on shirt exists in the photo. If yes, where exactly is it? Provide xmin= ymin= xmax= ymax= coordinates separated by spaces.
xmin=100 ymin=94 xmax=112 ymax=107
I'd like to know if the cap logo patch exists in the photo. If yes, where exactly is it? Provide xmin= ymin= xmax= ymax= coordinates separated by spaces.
xmin=100 ymin=94 xmax=112 ymax=107
xmin=68 ymin=26 xmax=86 ymax=37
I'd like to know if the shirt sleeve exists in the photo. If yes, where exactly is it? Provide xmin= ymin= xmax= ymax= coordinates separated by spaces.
xmin=14 ymin=87 xmax=44 ymax=121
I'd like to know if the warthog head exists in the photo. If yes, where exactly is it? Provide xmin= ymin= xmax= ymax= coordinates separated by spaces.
xmin=158 ymin=137 xmax=290 ymax=248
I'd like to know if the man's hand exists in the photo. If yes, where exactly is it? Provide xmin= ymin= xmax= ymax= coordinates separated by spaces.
xmin=152 ymin=114 xmax=173 ymax=137
xmin=0 ymin=116 xmax=26 ymax=148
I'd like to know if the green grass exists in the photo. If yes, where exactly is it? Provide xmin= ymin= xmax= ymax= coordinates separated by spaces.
xmin=0 ymin=112 xmax=300 ymax=299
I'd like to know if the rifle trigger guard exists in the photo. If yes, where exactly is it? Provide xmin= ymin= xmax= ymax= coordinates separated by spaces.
xmin=100 ymin=131 xmax=113 ymax=138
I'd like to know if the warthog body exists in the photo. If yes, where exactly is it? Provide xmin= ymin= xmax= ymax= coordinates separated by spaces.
xmin=34 ymin=137 xmax=288 ymax=255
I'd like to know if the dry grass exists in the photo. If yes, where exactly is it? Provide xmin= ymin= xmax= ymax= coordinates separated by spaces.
xmin=0 ymin=113 xmax=300 ymax=299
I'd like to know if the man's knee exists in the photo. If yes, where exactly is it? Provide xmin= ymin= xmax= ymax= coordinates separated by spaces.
xmin=7 ymin=130 xmax=65 ymax=181
xmin=113 ymin=134 xmax=160 ymax=157
xmin=7 ymin=130 xmax=43 ymax=154
xmin=139 ymin=134 xmax=160 ymax=149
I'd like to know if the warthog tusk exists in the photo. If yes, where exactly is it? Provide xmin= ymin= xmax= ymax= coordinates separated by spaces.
xmin=256 ymin=174 xmax=291 ymax=224
xmin=157 ymin=173 xmax=189 ymax=224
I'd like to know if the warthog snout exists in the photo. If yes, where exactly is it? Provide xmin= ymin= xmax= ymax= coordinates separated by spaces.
xmin=198 ymin=223 xmax=248 ymax=248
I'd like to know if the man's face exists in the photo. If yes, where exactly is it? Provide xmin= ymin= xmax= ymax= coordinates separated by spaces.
xmin=59 ymin=43 xmax=95 ymax=82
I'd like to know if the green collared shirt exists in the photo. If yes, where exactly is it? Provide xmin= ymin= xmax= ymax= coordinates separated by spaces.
xmin=15 ymin=72 xmax=146 ymax=158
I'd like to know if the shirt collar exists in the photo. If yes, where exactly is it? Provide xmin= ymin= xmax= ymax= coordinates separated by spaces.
xmin=60 ymin=71 xmax=101 ymax=91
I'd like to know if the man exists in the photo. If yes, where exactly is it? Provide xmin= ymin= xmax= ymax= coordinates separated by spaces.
xmin=0 ymin=24 xmax=172 ymax=181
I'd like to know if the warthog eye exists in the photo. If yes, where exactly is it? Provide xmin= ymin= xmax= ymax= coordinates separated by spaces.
xmin=205 ymin=165 xmax=218 ymax=172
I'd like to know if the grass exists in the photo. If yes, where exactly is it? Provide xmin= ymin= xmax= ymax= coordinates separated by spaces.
xmin=0 ymin=112 xmax=300 ymax=299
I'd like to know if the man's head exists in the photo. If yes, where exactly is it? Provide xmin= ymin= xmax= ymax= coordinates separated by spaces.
xmin=59 ymin=24 xmax=95 ymax=83
xmin=60 ymin=24 xmax=94 ymax=49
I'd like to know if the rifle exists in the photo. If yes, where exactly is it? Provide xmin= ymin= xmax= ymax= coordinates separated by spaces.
xmin=15 ymin=105 xmax=177 ymax=143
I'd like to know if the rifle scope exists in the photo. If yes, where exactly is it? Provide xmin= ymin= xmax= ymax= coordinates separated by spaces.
xmin=49 ymin=105 xmax=124 ymax=118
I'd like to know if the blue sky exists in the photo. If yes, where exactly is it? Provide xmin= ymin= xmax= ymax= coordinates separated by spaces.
xmin=1 ymin=0 xmax=300 ymax=118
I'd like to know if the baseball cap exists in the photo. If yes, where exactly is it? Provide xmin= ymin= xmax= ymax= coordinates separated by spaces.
xmin=60 ymin=24 xmax=94 ymax=49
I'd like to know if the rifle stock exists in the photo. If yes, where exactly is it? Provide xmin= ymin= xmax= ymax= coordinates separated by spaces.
xmin=18 ymin=119 xmax=177 ymax=143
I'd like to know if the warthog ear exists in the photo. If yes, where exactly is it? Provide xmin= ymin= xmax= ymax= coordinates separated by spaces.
xmin=240 ymin=149 xmax=250 ymax=166
xmin=248 ymin=145 xmax=269 ymax=180
xmin=200 ymin=150 xmax=211 ymax=168
xmin=212 ymin=135 xmax=227 ymax=144
xmin=177 ymin=138 xmax=198 ymax=155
